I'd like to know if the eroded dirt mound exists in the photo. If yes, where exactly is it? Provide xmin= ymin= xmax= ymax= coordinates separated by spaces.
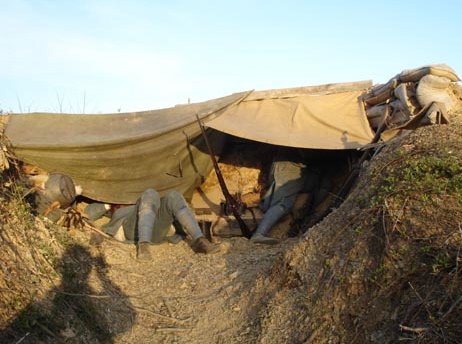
xmin=257 ymin=121 xmax=462 ymax=343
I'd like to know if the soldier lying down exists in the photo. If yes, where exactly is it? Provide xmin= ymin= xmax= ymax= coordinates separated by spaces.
xmin=85 ymin=188 xmax=220 ymax=260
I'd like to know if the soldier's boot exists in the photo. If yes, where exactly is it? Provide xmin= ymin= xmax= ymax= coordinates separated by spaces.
xmin=191 ymin=237 xmax=221 ymax=254
xmin=251 ymin=204 xmax=286 ymax=245
xmin=137 ymin=242 xmax=152 ymax=261
xmin=175 ymin=207 xmax=221 ymax=254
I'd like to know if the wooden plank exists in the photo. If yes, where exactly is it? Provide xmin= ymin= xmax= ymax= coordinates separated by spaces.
xmin=245 ymin=80 xmax=373 ymax=101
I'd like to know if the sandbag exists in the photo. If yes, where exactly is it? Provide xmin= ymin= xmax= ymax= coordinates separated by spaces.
xmin=423 ymin=102 xmax=448 ymax=125
xmin=370 ymin=77 xmax=399 ymax=96
xmin=394 ymin=82 xmax=418 ymax=115
xmin=416 ymin=74 xmax=453 ymax=110
xmin=363 ymin=77 xmax=399 ymax=106
xmin=366 ymin=104 xmax=388 ymax=129
xmin=388 ymin=99 xmax=411 ymax=127
xmin=364 ymin=90 xmax=392 ymax=106
xmin=400 ymin=64 xmax=460 ymax=83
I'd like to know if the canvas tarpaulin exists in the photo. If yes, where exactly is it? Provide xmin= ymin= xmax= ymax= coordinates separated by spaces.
xmin=4 ymin=81 xmax=376 ymax=205
xmin=205 ymin=81 xmax=375 ymax=149
xmin=5 ymin=91 xmax=250 ymax=204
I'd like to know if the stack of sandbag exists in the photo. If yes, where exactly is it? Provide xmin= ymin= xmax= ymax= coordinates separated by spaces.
xmin=363 ymin=64 xmax=461 ymax=130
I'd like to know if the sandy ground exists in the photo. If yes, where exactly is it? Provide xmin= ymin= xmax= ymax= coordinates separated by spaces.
xmin=84 ymin=228 xmax=298 ymax=344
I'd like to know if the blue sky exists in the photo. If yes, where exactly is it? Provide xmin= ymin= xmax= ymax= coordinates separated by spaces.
xmin=1 ymin=0 xmax=461 ymax=113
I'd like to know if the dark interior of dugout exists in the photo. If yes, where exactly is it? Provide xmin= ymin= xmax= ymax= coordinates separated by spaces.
xmin=204 ymin=132 xmax=362 ymax=237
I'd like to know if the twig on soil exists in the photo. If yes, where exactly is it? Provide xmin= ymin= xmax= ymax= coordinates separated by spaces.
xmin=385 ymin=197 xmax=408 ymax=233
xmin=22 ymin=224 xmax=60 ymax=285
xmin=378 ymin=150 xmax=426 ymax=173
xmin=154 ymin=326 xmax=189 ymax=333
xmin=301 ymin=322 xmax=328 ymax=344
xmin=399 ymin=324 xmax=428 ymax=333
xmin=13 ymin=332 xmax=30 ymax=344
xmin=52 ymin=290 xmax=119 ymax=299
xmin=440 ymin=295 xmax=462 ymax=321
xmin=162 ymin=296 xmax=175 ymax=317
xmin=82 ymin=218 xmax=111 ymax=239
xmin=131 ymin=305 xmax=191 ymax=324
xmin=35 ymin=321 xmax=57 ymax=338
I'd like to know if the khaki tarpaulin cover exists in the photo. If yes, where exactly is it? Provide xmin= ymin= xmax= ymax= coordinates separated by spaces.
xmin=207 ymin=81 xmax=375 ymax=149
xmin=5 ymin=92 xmax=250 ymax=204
xmin=4 ymin=81 xmax=375 ymax=204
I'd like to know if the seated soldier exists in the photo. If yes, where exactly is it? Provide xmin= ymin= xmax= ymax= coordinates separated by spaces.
xmin=251 ymin=147 xmax=319 ymax=245
xmin=86 ymin=188 xmax=220 ymax=260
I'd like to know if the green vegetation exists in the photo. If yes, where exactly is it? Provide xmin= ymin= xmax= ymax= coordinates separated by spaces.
xmin=356 ymin=136 xmax=462 ymax=343
xmin=372 ymin=149 xmax=462 ymax=207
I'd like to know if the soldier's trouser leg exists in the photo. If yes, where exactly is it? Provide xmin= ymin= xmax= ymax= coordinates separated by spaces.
xmin=137 ymin=189 xmax=160 ymax=242
xmin=254 ymin=203 xmax=288 ymax=236
xmin=175 ymin=207 xmax=203 ymax=241
xmin=154 ymin=190 xmax=203 ymax=242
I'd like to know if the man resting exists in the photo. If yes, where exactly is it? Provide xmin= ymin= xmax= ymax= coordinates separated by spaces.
xmin=86 ymin=188 xmax=220 ymax=260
